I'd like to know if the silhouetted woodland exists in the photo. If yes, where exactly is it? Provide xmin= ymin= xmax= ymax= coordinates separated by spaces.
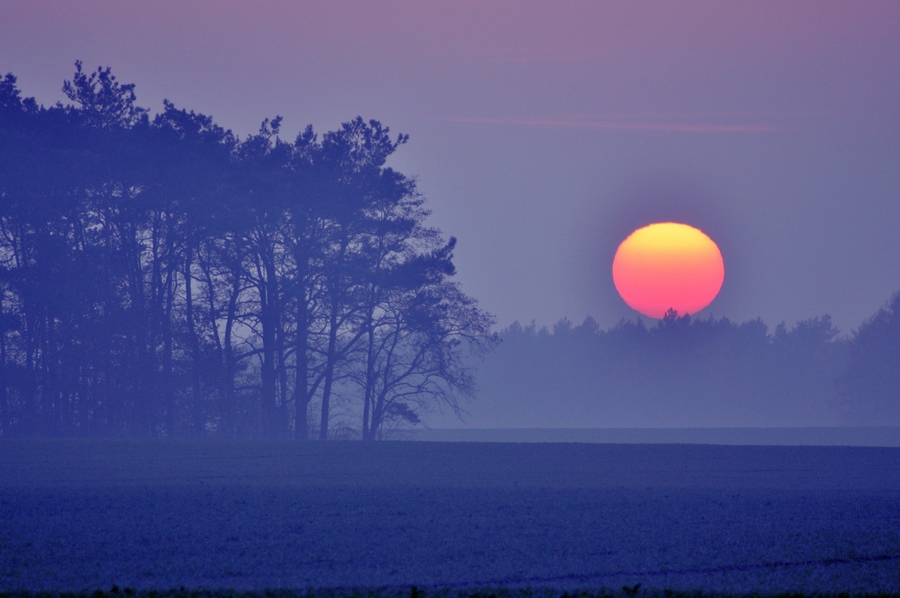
xmin=474 ymin=301 xmax=900 ymax=427
xmin=835 ymin=291 xmax=900 ymax=424
xmin=0 ymin=64 xmax=496 ymax=438
xmin=3 ymin=65 xmax=898 ymax=437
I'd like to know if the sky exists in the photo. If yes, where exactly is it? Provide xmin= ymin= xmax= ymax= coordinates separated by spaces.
xmin=2 ymin=1 xmax=899 ymax=335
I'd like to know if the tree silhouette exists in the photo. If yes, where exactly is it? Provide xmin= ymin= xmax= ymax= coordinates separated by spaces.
xmin=62 ymin=61 xmax=148 ymax=129
xmin=477 ymin=312 xmax=849 ymax=428
xmin=0 ymin=63 xmax=496 ymax=438
xmin=836 ymin=291 xmax=900 ymax=424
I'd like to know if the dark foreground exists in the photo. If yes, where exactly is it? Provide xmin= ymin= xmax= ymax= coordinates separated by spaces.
xmin=2 ymin=589 xmax=900 ymax=598
xmin=1 ymin=440 xmax=899 ymax=593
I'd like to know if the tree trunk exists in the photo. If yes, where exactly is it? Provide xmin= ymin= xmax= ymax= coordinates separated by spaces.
xmin=362 ymin=310 xmax=377 ymax=441
xmin=319 ymin=301 xmax=339 ymax=441
xmin=293 ymin=290 xmax=311 ymax=440
xmin=184 ymin=234 xmax=204 ymax=436
xmin=0 ymin=291 xmax=7 ymax=435
xmin=222 ymin=276 xmax=241 ymax=437
xmin=250 ymin=230 xmax=287 ymax=438
xmin=291 ymin=237 xmax=313 ymax=440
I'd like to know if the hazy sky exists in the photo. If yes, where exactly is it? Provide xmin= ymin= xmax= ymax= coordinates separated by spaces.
xmin=2 ymin=1 xmax=899 ymax=334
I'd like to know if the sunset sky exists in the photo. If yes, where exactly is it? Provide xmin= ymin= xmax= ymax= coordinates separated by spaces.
xmin=2 ymin=1 xmax=899 ymax=333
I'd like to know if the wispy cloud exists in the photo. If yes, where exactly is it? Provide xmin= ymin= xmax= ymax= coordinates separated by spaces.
xmin=448 ymin=117 xmax=777 ymax=134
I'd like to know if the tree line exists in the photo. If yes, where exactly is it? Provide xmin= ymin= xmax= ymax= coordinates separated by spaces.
xmin=0 ymin=63 xmax=497 ymax=439
xmin=473 ymin=301 xmax=900 ymax=428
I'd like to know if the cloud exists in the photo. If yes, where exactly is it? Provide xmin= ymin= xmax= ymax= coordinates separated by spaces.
xmin=448 ymin=117 xmax=776 ymax=134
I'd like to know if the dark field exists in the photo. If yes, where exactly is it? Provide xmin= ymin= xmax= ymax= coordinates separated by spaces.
xmin=1 ymin=440 xmax=898 ymax=594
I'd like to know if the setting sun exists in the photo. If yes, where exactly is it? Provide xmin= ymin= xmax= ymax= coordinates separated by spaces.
xmin=612 ymin=222 xmax=724 ymax=319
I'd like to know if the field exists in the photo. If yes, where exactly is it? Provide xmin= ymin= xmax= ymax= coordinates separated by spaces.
xmin=1 ymin=439 xmax=899 ymax=594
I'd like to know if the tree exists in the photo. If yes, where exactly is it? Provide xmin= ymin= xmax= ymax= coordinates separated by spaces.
xmin=62 ymin=61 xmax=148 ymax=129
xmin=0 ymin=64 xmax=498 ymax=439
xmin=310 ymin=118 xmax=413 ymax=439
xmin=150 ymin=100 xmax=238 ymax=435
xmin=836 ymin=291 xmax=900 ymax=424
xmin=357 ymin=279 xmax=497 ymax=440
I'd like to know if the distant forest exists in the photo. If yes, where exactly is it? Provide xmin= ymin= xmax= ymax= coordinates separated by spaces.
xmin=2 ymin=65 xmax=899 ymax=438
xmin=472 ymin=302 xmax=900 ymax=428
xmin=0 ymin=64 xmax=496 ymax=439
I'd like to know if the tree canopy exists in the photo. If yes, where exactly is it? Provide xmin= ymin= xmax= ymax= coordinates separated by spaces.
xmin=470 ymin=310 xmax=872 ymax=427
xmin=0 ymin=65 xmax=497 ymax=438
xmin=835 ymin=291 xmax=900 ymax=424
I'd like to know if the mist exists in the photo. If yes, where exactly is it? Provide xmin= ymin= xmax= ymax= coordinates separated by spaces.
xmin=433 ymin=310 xmax=895 ymax=430
xmin=2 ymin=3 xmax=900 ymax=595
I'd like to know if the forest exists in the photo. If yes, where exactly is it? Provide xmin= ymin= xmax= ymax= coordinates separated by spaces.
xmin=471 ymin=300 xmax=900 ymax=428
xmin=0 ymin=64 xmax=497 ymax=439
xmin=2 ymin=64 xmax=899 ymax=438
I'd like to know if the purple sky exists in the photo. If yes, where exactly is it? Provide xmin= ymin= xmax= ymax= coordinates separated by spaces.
xmin=2 ymin=1 xmax=899 ymax=333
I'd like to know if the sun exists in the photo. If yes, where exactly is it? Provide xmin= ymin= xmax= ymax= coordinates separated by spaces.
xmin=612 ymin=222 xmax=724 ymax=319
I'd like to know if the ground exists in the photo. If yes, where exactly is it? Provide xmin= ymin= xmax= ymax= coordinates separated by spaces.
xmin=1 ymin=440 xmax=898 ymax=593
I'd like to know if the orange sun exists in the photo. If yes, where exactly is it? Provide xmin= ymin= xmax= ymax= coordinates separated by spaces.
xmin=612 ymin=222 xmax=724 ymax=319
